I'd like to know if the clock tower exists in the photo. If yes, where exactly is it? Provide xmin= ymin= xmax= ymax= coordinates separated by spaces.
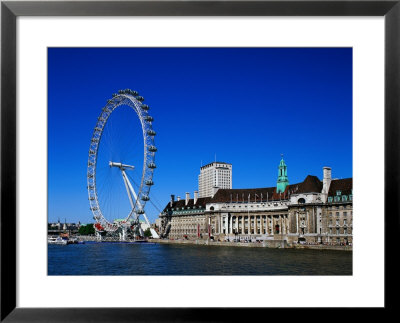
xmin=277 ymin=155 xmax=289 ymax=193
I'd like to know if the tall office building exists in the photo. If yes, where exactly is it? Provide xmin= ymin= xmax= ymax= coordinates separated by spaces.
xmin=198 ymin=162 xmax=232 ymax=197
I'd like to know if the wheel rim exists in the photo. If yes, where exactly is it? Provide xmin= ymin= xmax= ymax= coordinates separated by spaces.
xmin=87 ymin=90 xmax=156 ymax=232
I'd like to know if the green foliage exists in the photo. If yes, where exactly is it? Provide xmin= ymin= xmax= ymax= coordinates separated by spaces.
xmin=78 ymin=224 xmax=95 ymax=235
xmin=144 ymin=228 xmax=152 ymax=238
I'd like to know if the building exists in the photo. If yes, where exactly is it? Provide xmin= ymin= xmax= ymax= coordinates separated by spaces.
xmin=198 ymin=162 xmax=232 ymax=198
xmin=47 ymin=220 xmax=81 ymax=234
xmin=159 ymin=158 xmax=352 ymax=245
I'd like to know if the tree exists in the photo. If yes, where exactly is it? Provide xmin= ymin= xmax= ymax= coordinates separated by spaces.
xmin=78 ymin=224 xmax=95 ymax=235
xmin=144 ymin=228 xmax=152 ymax=238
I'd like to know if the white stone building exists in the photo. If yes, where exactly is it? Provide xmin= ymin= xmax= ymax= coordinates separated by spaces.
xmin=160 ymin=159 xmax=353 ymax=245
xmin=198 ymin=162 xmax=232 ymax=198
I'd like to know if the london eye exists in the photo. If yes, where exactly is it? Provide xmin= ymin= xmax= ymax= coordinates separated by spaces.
xmin=87 ymin=89 xmax=159 ymax=240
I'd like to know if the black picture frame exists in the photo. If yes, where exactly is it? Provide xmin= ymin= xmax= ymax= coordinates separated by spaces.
xmin=1 ymin=0 xmax=397 ymax=321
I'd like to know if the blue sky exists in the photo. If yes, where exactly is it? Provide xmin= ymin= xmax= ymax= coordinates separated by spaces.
xmin=48 ymin=48 xmax=352 ymax=224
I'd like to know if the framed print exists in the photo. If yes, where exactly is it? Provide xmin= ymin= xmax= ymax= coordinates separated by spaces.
xmin=1 ymin=0 xmax=397 ymax=321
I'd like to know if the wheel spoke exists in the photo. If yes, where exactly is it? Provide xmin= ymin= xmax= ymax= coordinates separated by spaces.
xmin=87 ymin=90 xmax=156 ymax=240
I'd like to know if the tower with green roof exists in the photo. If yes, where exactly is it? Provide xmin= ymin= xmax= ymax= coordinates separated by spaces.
xmin=277 ymin=155 xmax=289 ymax=193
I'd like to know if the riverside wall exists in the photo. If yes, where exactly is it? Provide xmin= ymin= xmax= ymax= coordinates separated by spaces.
xmin=73 ymin=236 xmax=352 ymax=251
xmin=152 ymin=238 xmax=286 ymax=248
xmin=152 ymin=238 xmax=352 ymax=251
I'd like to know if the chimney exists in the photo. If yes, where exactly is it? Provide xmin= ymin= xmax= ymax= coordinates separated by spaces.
xmin=170 ymin=194 xmax=175 ymax=207
xmin=177 ymin=196 xmax=181 ymax=201
xmin=185 ymin=192 xmax=190 ymax=205
xmin=322 ymin=167 xmax=332 ymax=194
xmin=194 ymin=191 xmax=198 ymax=204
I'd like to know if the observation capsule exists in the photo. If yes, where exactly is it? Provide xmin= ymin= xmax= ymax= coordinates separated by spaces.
xmin=145 ymin=180 xmax=154 ymax=186
xmin=141 ymin=104 xmax=150 ymax=111
xmin=141 ymin=195 xmax=150 ymax=201
xmin=147 ymin=130 xmax=156 ymax=136
xmin=136 ymin=96 xmax=145 ymax=102
xmin=136 ymin=209 xmax=145 ymax=214
xmin=147 ymin=163 xmax=157 ymax=169
xmin=144 ymin=116 xmax=154 ymax=122
xmin=148 ymin=145 xmax=157 ymax=152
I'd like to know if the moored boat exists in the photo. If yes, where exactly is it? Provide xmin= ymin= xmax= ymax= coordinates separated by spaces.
xmin=48 ymin=236 xmax=68 ymax=245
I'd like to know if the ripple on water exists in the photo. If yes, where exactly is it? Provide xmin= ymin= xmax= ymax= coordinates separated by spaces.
xmin=48 ymin=243 xmax=352 ymax=275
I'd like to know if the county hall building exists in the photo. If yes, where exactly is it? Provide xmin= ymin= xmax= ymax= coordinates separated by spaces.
xmin=159 ymin=157 xmax=353 ymax=245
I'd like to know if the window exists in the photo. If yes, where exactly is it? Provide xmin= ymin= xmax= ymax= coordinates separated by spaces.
xmin=342 ymin=195 xmax=348 ymax=201
xmin=328 ymin=197 xmax=333 ymax=203
xmin=336 ymin=190 xmax=341 ymax=196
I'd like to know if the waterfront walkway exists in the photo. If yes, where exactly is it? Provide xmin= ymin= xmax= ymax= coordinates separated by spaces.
xmin=71 ymin=236 xmax=352 ymax=251
xmin=152 ymin=238 xmax=352 ymax=251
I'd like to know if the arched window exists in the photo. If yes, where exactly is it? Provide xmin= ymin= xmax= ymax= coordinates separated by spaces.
xmin=298 ymin=198 xmax=306 ymax=204
xmin=210 ymin=206 xmax=214 ymax=211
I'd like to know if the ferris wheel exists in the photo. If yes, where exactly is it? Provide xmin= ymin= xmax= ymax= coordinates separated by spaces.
xmin=87 ymin=89 xmax=159 ymax=239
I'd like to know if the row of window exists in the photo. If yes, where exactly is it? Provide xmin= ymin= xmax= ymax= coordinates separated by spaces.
xmin=329 ymin=228 xmax=351 ymax=235
xmin=328 ymin=195 xmax=353 ymax=203
xmin=329 ymin=219 xmax=349 ymax=225
xmin=328 ymin=211 xmax=352 ymax=217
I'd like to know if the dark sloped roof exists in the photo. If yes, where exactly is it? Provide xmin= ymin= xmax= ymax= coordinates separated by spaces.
xmin=328 ymin=178 xmax=352 ymax=196
xmin=212 ymin=187 xmax=278 ymax=203
xmin=287 ymin=175 xmax=323 ymax=195
xmin=163 ymin=197 xmax=211 ymax=212
xmin=212 ymin=175 xmax=323 ymax=203
xmin=162 ymin=175 xmax=352 ymax=210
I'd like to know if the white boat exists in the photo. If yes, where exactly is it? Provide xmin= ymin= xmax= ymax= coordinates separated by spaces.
xmin=48 ymin=236 xmax=68 ymax=245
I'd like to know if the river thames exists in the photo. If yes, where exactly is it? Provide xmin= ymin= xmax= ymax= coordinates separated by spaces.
xmin=48 ymin=242 xmax=352 ymax=275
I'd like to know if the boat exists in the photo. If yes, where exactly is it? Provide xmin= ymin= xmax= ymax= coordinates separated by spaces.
xmin=68 ymin=237 xmax=85 ymax=244
xmin=48 ymin=236 xmax=68 ymax=245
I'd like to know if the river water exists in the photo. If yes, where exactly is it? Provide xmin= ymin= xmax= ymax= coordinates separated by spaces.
xmin=48 ymin=242 xmax=352 ymax=275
